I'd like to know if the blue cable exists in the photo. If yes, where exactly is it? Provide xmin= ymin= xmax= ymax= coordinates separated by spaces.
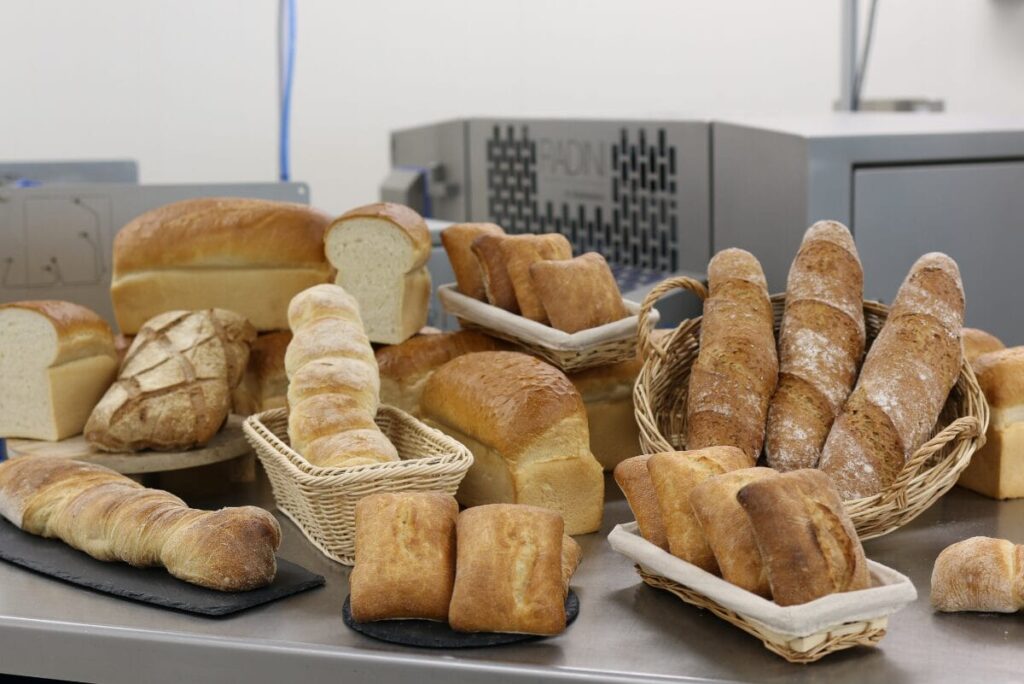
xmin=279 ymin=0 xmax=297 ymax=182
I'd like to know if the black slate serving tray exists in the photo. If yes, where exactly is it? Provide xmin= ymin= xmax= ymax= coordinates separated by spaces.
xmin=0 ymin=517 xmax=325 ymax=616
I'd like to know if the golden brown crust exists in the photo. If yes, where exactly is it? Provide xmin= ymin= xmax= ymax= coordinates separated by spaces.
xmin=931 ymin=536 xmax=1024 ymax=612
xmin=350 ymin=492 xmax=459 ymax=622
xmin=737 ymin=469 xmax=869 ymax=606
xmin=530 ymin=253 xmax=628 ymax=333
xmin=441 ymin=223 xmax=505 ymax=300
xmin=963 ymin=328 xmax=1005 ymax=365
xmin=331 ymin=202 xmax=431 ymax=265
xmin=560 ymin=534 xmax=582 ymax=597
xmin=233 ymin=331 xmax=292 ymax=415
xmin=1 ymin=300 xmax=116 ymax=365
xmin=449 ymin=504 xmax=566 ymax=635
xmin=501 ymin=234 xmax=573 ymax=322
xmin=375 ymin=330 xmax=510 ymax=382
xmin=972 ymin=347 xmax=1024 ymax=410
xmin=614 ymin=455 xmax=668 ymax=549
xmin=472 ymin=234 xmax=519 ymax=311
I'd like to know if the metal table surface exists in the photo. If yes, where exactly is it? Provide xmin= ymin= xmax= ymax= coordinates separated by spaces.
xmin=0 ymin=473 xmax=1021 ymax=684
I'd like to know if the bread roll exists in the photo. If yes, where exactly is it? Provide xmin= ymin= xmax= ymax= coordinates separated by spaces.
xmin=110 ymin=198 xmax=331 ymax=333
xmin=85 ymin=309 xmax=255 ymax=451
xmin=500 ymin=233 xmax=573 ymax=322
xmin=0 ymin=456 xmax=281 ymax=591
xmin=931 ymin=536 xmax=1024 ymax=613
xmin=685 ymin=249 xmax=777 ymax=460
xmin=449 ymin=504 xmax=566 ymax=635
xmin=963 ymin=327 xmax=1004 ymax=366
xmin=690 ymin=467 xmax=778 ymax=596
xmin=441 ymin=223 xmax=505 ymax=300
xmin=471 ymin=233 xmax=519 ymax=311
xmin=350 ymin=492 xmax=459 ymax=622
xmin=530 ymin=253 xmax=629 ymax=333
xmin=766 ymin=222 xmax=865 ymax=471
xmin=420 ymin=351 xmax=604 ymax=535
xmin=613 ymin=455 xmax=668 ymax=549
xmin=0 ymin=300 xmax=118 ymax=441
xmin=232 ymin=331 xmax=291 ymax=415
xmin=737 ymin=469 xmax=870 ymax=606
xmin=285 ymin=284 xmax=398 ymax=468
xmin=646 ymin=447 xmax=754 ymax=572
xmin=958 ymin=347 xmax=1024 ymax=499
xmin=820 ymin=253 xmax=965 ymax=500
xmin=324 ymin=202 xmax=432 ymax=344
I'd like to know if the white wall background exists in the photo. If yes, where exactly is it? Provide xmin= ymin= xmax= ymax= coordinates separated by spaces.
xmin=3 ymin=0 xmax=1023 ymax=215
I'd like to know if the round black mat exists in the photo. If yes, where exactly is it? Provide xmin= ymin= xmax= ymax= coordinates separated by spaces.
xmin=342 ymin=589 xmax=579 ymax=648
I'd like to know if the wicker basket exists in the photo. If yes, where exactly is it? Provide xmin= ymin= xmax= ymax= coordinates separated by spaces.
xmin=633 ymin=276 xmax=989 ymax=541
xmin=243 ymin=406 xmax=473 ymax=565
xmin=437 ymin=284 xmax=658 ymax=372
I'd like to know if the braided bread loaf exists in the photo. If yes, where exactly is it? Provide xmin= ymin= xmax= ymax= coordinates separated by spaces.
xmin=765 ymin=222 xmax=865 ymax=471
xmin=286 ymin=284 xmax=399 ymax=467
xmin=0 ymin=456 xmax=281 ymax=591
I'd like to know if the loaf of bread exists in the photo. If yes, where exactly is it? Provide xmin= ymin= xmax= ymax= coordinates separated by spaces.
xmin=820 ymin=253 xmax=965 ymax=500
xmin=501 ymin=233 xmax=573 ymax=322
xmin=441 ymin=223 xmax=505 ymax=300
xmin=646 ymin=447 xmax=754 ymax=572
xmin=766 ymin=222 xmax=865 ymax=471
xmin=690 ymin=467 xmax=778 ymax=597
xmin=737 ymin=469 xmax=870 ymax=606
xmin=0 ymin=301 xmax=118 ymax=441
xmin=350 ymin=492 xmax=459 ymax=622
xmin=963 ymin=327 xmax=1005 ymax=366
xmin=420 ymin=351 xmax=604 ymax=535
xmin=324 ymin=202 xmax=432 ymax=344
xmin=931 ymin=536 xmax=1023 ymax=613
xmin=110 ymin=198 xmax=332 ymax=334
xmin=0 ymin=456 xmax=281 ymax=591
xmin=85 ymin=309 xmax=255 ymax=451
xmin=471 ymin=233 xmax=520 ymax=311
xmin=232 ymin=331 xmax=291 ymax=415
xmin=560 ymin=534 xmax=583 ymax=597
xmin=448 ymin=504 xmax=566 ymax=635
xmin=958 ymin=347 xmax=1024 ymax=499
xmin=286 ymin=284 xmax=398 ymax=468
xmin=530 ymin=252 xmax=629 ymax=333
xmin=613 ymin=455 xmax=668 ymax=549
xmin=685 ymin=249 xmax=777 ymax=460
xmin=375 ymin=330 xmax=510 ymax=415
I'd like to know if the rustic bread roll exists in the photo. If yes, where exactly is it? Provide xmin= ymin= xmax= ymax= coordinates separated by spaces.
xmin=613 ymin=455 xmax=668 ymax=549
xmin=441 ymin=223 xmax=505 ymax=300
xmin=963 ymin=327 xmax=1005 ymax=366
xmin=820 ymin=253 xmax=965 ymax=500
xmin=375 ymin=330 xmax=511 ymax=415
xmin=766 ymin=222 xmax=865 ymax=471
xmin=958 ymin=347 xmax=1024 ymax=499
xmin=530 ymin=253 xmax=629 ymax=333
xmin=286 ymin=284 xmax=398 ymax=468
xmin=471 ymin=233 xmax=519 ymax=311
xmin=110 ymin=198 xmax=332 ymax=333
xmin=85 ymin=309 xmax=255 ymax=451
xmin=324 ymin=202 xmax=432 ymax=344
xmin=931 ymin=536 xmax=1024 ymax=613
xmin=737 ymin=469 xmax=870 ymax=606
xmin=232 ymin=331 xmax=291 ymax=415
xmin=0 ymin=456 xmax=281 ymax=591
xmin=0 ymin=300 xmax=118 ymax=441
xmin=449 ymin=504 xmax=566 ymax=635
xmin=500 ymin=233 xmax=573 ymax=322
xmin=685 ymin=249 xmax=777 ymax=460
xmin=350 ymin=492 xmax=459 ymax=622
xmin=646 ymin=447 xmax=754 ymax=572
xmin=690 ymin=467 xmax=778 ymax=596
xmin=420 ymin=351 xmax=604 ymax=535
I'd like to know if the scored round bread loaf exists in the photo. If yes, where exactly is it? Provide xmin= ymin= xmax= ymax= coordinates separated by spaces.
xmin=766 ymin=222 xmax=865 ymax=471
xmin=931 ymin=536 xmax=1024 ymax=613
xmin=820 ymin=253 xmax=965 ymax=500
xmin=685 ymin=248 xmax=778 ymax=460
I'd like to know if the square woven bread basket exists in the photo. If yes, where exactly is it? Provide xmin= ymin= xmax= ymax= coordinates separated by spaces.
xmin=632 ymin=276 xmax=989 ymax=541
xmin=242 ymin=406 xmax=473 ymax=565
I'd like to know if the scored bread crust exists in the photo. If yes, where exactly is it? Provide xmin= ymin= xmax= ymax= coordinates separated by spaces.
xmin=820 ymin=253 xmax=964 ymax=500
xmin=530 ymin=252 xmax=628 ymax=333
xmin=329 ymin=202 xmax=432 ymax=268
xmin=765 ymin=222 xmax=865 ymax=471
xmin=441 ymin=223 xmax=505 ymax=300
xmin=1 ymin=300 xmax=117 ymax=366
xmin=931 ymin=536 xmax=1024 ymax=613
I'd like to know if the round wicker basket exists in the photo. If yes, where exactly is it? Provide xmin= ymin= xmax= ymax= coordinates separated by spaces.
xmin=633 ymin=276 xmax=989 ymax=541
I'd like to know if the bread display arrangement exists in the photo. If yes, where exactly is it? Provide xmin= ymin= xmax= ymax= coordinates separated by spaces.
xmin=0 ymin=456 xmax=281 ymax=591
xmin=349 ymin=494 xmax=580 ymax=636
xmin=931 ymin=536 xmax=1024 ymax=613
xmin=0 ymin=300 xmax=118 ymax=441
xmin=419 ymin=350 xmax=605 ymax=535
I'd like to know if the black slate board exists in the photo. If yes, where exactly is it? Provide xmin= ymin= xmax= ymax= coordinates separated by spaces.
xmin=342 ymin=590 xmax=580 ymax=648
xmin=0 ymin=517 xmax=324 ymax=616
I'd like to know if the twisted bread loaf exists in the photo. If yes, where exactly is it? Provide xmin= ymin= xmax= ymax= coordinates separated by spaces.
xmin=685 ymin=249 xmax=778 ymax=459
xmin=0 ymin=456 xmax=281 ymax=591
xmin=286 ymin=284 xmax=399 ymax=467
xmin=820 ymin=253 xmax=964 ymax=500
xmin=766 ymin=222 xmax=865 ymax=471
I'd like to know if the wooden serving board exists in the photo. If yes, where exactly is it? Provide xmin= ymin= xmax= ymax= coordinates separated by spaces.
xmin=4 ymin=416 xmax=250 ymax=475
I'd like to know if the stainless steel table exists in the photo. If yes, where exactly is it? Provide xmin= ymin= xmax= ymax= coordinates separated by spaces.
xmin=0 ymin=473 xmax=1021 ymax=683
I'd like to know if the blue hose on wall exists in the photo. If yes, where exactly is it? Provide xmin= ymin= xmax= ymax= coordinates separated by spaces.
xmin=278 ymin=0 xmax=297 ymax=181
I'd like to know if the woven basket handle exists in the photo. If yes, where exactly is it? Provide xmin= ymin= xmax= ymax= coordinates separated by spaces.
xmin=637 ymin=276 xmax=708 ymax=360
xmin=889 ymin=415 xmax=982 ymax=491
